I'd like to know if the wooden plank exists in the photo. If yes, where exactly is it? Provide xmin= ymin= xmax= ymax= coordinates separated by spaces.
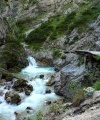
xmin=75 ymin=50 xmax=100 ymax=56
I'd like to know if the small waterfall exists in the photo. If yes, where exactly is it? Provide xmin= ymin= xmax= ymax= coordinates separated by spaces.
xmin=0 ymin=56 xmax=59 ymax=120
xmin=27 ymin=56 xmax=37 ymax=66
xmin=22 ymin=56 xmax=55 ymax=75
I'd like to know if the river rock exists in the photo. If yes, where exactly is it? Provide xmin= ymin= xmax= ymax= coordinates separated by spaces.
xmin=34 ymin=50 xmax=53 ymax=66
xmin=46 ymin=101 xmax=52 ymax=105
xmin=46 ymin=79 xmax=55 ymax=86
xmin=46 ymin=75 xmax=56 ymax=86
xmin=5 ymin=91 xmax=21 ymax=104
xmin=13 ymin=79 xmax=27 ymax=88
xmin=26 ymin=107 xmax=33 ymax=110
xmin=65 ymin=53 xmax=79 ymax=65
xmin=25 ymin=84 xmax=33 ymax=96
xmin=46 ymin=88 xmax=51 ymax=94
xmin=53 ymin=58 xmax=66 ymax=71
xmin=83 ymin=87 xmax=95 ymax=97
xmin=13 ymin=79 xmax=33 ymax=95
xmin=39 ymin=75 xmax=44 ymax=79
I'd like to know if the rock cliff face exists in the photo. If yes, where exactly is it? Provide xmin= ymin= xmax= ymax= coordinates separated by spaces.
xmin=54 ymin=15 xmax=100 ymax=100
xmin=1 ymin=0 xmax=68 ymax=19
xmin=0 ymin=7 xmax=28 ymax=72
xmin=0 ymin=0 xmax=85 ymax=20
xmin=0 ymin=18 xmax=8 ymax=46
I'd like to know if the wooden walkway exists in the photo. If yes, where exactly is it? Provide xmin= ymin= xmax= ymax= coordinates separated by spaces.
xmin=75 ymin=50 xmax=100 ymax=56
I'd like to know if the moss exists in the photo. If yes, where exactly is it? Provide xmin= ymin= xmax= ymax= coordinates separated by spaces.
xmin=93 ymin=81 xmax=100 ymax=90
xmin=93 ymin=55 xmax=100 ymax=61
xmin=69 ymin=81 xmax=78 ymax=90
xmin=53 ymin=48 xmax=61 ymax=58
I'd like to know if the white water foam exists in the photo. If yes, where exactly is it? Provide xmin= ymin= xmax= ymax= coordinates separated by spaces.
xmin=27 ymin=56 xmax=37 ymax=66
xmin=0 ymin=56 xmax=59 ymax=120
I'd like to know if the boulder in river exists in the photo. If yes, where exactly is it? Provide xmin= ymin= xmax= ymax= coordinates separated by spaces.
xmin=13 ymin=79 xmax=27 ymax=89
xmin=25 ymin=84 xmax=33 ymax=96
xmin=39 ymin=75 xmax=44 ymax=79
xmin=46 ymin=88 xmax=51 ymax=94
xmin=5 ymin=91 xmax=21 ymax=105
xmin=13 ymin=79 xmax=33 ymax=95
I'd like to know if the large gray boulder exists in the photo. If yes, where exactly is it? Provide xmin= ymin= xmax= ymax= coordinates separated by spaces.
xmin=54 ymin=64 xmax=86 ymax=100
xmin=34 ymin=50 xmax=53 ymax=66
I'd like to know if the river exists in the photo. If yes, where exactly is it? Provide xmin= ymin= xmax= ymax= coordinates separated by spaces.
xmin=0 ymin=56 xmax=60 ymax=120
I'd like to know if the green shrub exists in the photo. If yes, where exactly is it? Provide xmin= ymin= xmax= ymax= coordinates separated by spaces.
xmin=36 ymin=111 xmax=43 ymax=120
xmin=93 ymin=55 xmax=100 ymax=61
xmin=29 ymin=0 xmax=37 ymax=4
xmin=69 ymin=81 xmax=77 ymax=90
xmin=72 ymin=89 xmax=85 ymax=107
xmin=29 ymin=43 xmax=42 ymax=51
xmin=24 ymin=1 xmax=100 ymax=45
xmin=93 ymin=81 xmax=100 ymax=90
xmin=2 ymin=33 xmax=26 ymax=72
xmin=49 ymin=101 xmax=62 ymax=113
xmin=25 ymin=21 xmax=54 ymax=44
xmin=60 ymin=53 xmax=66 ymax=59
xmin=53 ymin=48 xmax=61 ymax=58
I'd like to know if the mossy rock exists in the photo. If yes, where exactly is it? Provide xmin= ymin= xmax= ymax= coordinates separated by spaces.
xmin=13 ymin=79 xmax=27 ymax=88
xmin=0 ymin=68 xmax=15 ymax=82
xmin=1 ymin=34 xmax=28 ymax=72
xmin=5 ymin=91 xmax=21 ymax=105
xmin=13 ymin=79 xmax=33 ymax=95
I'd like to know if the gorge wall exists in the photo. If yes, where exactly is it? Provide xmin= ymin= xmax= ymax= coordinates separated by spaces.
xmin=1 ymin=0 xmax=85 ymax=20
